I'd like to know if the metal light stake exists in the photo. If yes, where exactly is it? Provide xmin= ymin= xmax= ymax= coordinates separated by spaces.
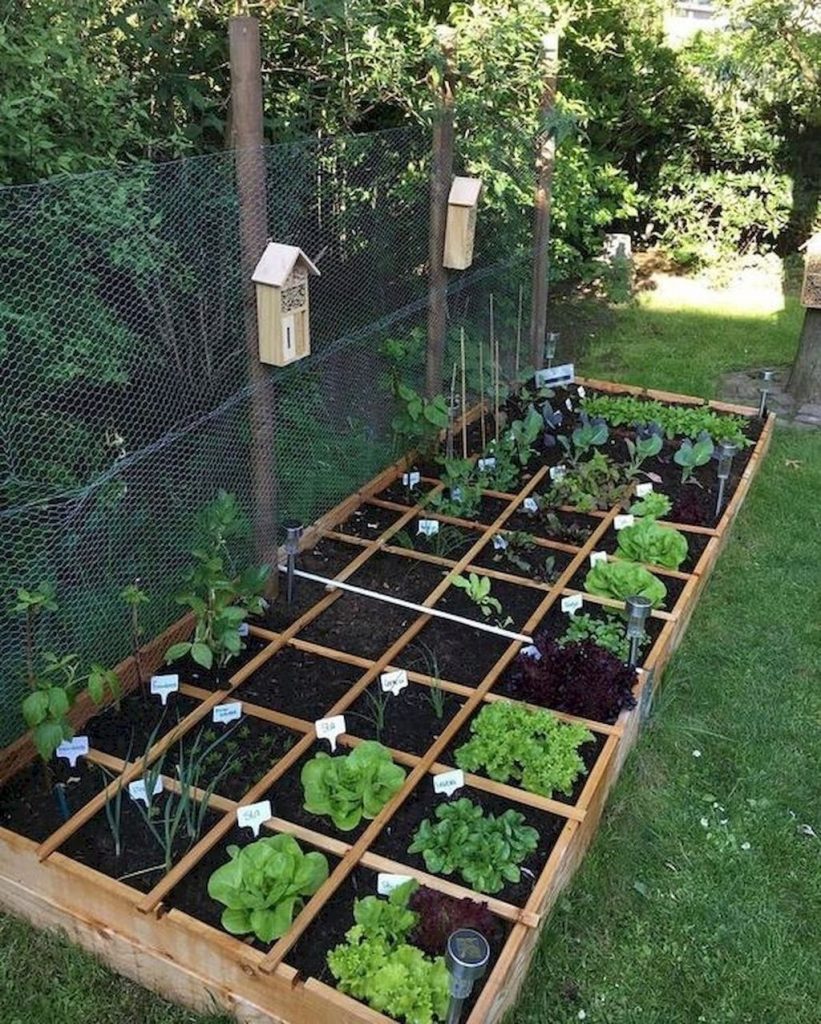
xmin=625 ymin=595 xmax=652 ymax=668
xmin=445 ymin=929 xmax=490 ymax=1024
xmin=283 ymin=520 xmax=303 ymax=604
xmin=544 ymin=331 xmax=560 ymax=368
xmin=757 ymin=368 xmax=776 ymax=418
xmin=714 ymin=440 xmax=739 ymax=518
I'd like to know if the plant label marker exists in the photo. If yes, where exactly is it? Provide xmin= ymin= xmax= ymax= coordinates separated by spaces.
xmin=315 ymin=715 xmax=346 ymax=752
xmin=377 ymin=873 xmax=413 ymax=896
xmin=635 ymin=482 xmax=653 ymax=498
xmin=549 ymin=464 xmax=567 ymax=482
xmin=380 ymin=669 xmax=409 ymax=696
xmin=434 ymin=769 xmax=465 ymax=796
xmin=478 ymin=457 xmax=496 ymax=472
xmin=561 ymin=594 xmax=583 ymax=615
xmin=150 ymin=674 xmax=179 ymax=706
xmin=213 ymin=701 xmax=242 ymax=725
xmin=128 ymin=777 xmax=163 ymax=806
xmin=534 ymin=362 xmax=574 ymax=387
xmin=236 ymin=800 xmax=272 ymax=838
xmin=492 ymin=534 xmax=508 ymax=550
xmin=402 ymin=471 xmax=421 ymax=488
xmin=55 ymin=736 xmax=89 ymax=768
xmin=565 ymin=397 xmax=573 ymax=412
xmin=577 ymin=385 xmax=586 ymax=398
xmin=418 ymin=519 xmax=440 ymax=537
xmin=522 ymin=497 xmax=539 ymax=513
xmin=238 ymin=622 xmax=250 ymax=637
xmin=521 ymin=644 xmax=541 ymax=660
xmin=614 ymin=514 xmax=635 ymax=530
xmin=590 ymin=550 xmax=608 ymax=567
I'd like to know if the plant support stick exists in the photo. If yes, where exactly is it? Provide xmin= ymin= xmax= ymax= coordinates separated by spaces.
xmin=460 ymin=328 xmax=468 ymax=459
xmin=478 ymin=326 xmax=486 ymax=452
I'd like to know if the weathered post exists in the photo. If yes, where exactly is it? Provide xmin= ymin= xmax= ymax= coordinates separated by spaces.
xmin=787 ymin=233 xmax=821 ymax=411
xmin=425 ymin=26 xmax=456 ymax=398
xmin=529 ymin=30 xmax=560 ymax=370
xmin=228 ymin=15 xmax=279 ymax=592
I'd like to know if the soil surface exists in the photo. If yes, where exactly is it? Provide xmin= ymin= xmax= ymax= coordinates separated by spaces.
xmin=87 ymin=690 xmax=202 ymax=761
xmin=393 ymin=621 xmax=512 ymax=687
xmin=0 ymin=758 xmax=105 ymax=843
xmin=344 ymin=680 xmax=463 ymax=756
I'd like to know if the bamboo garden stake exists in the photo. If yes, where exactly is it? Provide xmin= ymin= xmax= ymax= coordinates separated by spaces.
xmin=460 ymin=327 xmax=468 ymax=459
xmin=515 ymin=283 xmax=523 ymax=381
xmin=478 ymin=325 xmax=487 ymax=451
xmin=491 ymin=293 xmax=500 ymax=443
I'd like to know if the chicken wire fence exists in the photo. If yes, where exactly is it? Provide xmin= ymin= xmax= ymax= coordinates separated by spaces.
xmin=0 ymin=123 xmax=537 ymax=745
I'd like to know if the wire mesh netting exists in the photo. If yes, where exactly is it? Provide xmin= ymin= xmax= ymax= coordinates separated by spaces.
xmin=0 ymin=124 xmax=535 ymax=746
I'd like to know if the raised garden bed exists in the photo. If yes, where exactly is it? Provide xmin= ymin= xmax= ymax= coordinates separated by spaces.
xmin=0 ymin=376 xmax=774 ymax=1024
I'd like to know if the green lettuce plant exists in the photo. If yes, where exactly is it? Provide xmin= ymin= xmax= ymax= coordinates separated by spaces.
xmin=408 ymin=797 xmax=538 ymax=894
xmin=628 ymin=491 xmax=672 ymax=519
xmin=301 ymin=741 xmax=406 ymax=831
xmin=454 ymin=701 xmax=593 ymax=797
xmin=585 ymin=560 xmax=667 ymax=608
xmin=327 ymin=879 xmax=449 ymax=1024
xmin=616 ymin=517 xmax=688 ymax=569
xmin=580 ymin=394 xmax=750 ymax=446
xmin=208 ymin=834 xmax=328 ymax=943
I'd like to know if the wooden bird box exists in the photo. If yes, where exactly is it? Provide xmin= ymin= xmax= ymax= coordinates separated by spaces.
xmin=443 ymin=177 xmax=482 ymax=270
xmin=252 ymin=243 xmax=320 ymax=366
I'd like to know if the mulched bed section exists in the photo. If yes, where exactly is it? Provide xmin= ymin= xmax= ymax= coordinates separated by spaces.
xmin=338 ymin=504 xmax=402 ymax=540
xmin=393 ymin=622 xmax=511 ymax=687
xmin=0 ymin=758 xmax=105 ymax=843
xmin=372 ymin=783 xmax=565 ymax=907
xmin=344 ymin=681 xmax=463 ymax=756
xmin=233 ymin=645 xmax=362 ymax=722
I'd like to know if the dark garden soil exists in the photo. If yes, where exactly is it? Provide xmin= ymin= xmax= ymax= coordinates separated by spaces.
xmin=371 ymin=783 xmax=565 ymax=907
xmin=469 ymin=542 xmax=575 ymax=583
xmin=60 ymin=795 xmax=221 ymax=894
xmin=173 ymin=715 xmax=298 ymax=803
xmin=0 ymin=757 xmax=105 ymax=843
xmin=296 ymin=590 xmax=422 ymax=660
xmin=338 ymin=504 xmax=402 ymax=540
xmin=344 ymin=681 xmax=463 ymax=756
xmin=171 ymin=634 xmax=270 ymax=693
xmin=566 ymin=561 xmax=686 ymax=611
xmin=166 ymin=824 xmax=342 ymax=946
xmin=256 ymin=577 xmax=330 ymax=633
xmin=346 ymin=551 xmax=446 ymax=604
xmin=377 ymin=477 xmax=436 ymax=505
xmin=501 ymin=505 xmax=599 ymax=545
xmin=87 ymin=690 xmax=202 ymax=762
xmin=523 ymin=599 xmax=665 ymax=651
xmin=437 ymin=575 xmax=544 ymax=631
xmin=233 ymin=645 xmax=361 ymax=722
xmin=438 ymin=715 xmax=606 ymax=808
xmin=395 ymin=519 xmax=483 ymax=562
xmin=393 ymin=622 xmax=511 ymax=687
xmin=598 ymin=524 xmax=711 ymax=574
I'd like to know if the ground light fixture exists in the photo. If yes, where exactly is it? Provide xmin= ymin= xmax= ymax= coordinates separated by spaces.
xmin=445 ymin=928 xmax=490 ymax=1024
xmin=714 ymin=440 xmax=739 ymax=517
xmin=544 ymin=331 xmax=560 ymax=367
xmin=758 ymin=368 xmax=776 ymax=418
xmin=283 ymin=520 xmax=304 ymax=604
xmin=625 ymin=594 xmax=652 ymax=668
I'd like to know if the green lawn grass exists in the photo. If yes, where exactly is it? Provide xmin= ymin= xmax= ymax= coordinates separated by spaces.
xmin=1 ymin=285 xmax=818 ymax=1024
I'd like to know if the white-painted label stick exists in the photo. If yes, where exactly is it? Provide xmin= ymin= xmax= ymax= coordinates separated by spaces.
xmin=315 ymin=715 xmax=346 ymax=752
xmin=55 ymin=736 xmax=89 ymax=768
xmin=434 ymin=769 xmax=465 ymax=796
xmin=522 ymin=497 xmax=538 ymax=513
xmin=150 ymin=673 xmax=179 ymax=706
xmin=614 ymin=514 xmax=635 ymax=530
xmin=237 ymin=801 xmax=272 ymax=838
xmin=380 ymin=669 xmax=409 ymax=696
xmin=213 ymin=701 xmax=242 ymax=725
xmin=418 ymin=519 xmax=440 ymax=537
xmin=377 ymin=873 xmax=413 ymax=896
xmin=561 ymin=594 xmax=583 ymax=615
xmin=636 ymin=482 xmax=653 ymax=497
xmin=590 ymin=550 xmax=608 ymax=567
xmin=128 ymin=776 xmax=164 ymax=805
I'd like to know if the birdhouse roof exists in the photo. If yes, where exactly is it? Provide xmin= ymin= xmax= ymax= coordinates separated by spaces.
xmin=252 ymin=243 xmax=320 ymax=287
xmin=448 ymin=176 xmax=482 ymax=207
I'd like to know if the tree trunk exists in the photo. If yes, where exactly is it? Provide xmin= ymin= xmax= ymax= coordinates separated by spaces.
xmin=228 ymin=16 xmax=279 ymax=593
xmin=787 ymin=308 xmax=821 ymax=407
xmin=425 ymin=29 xmax=456 ymax=399
xmin=530 ymin=31 xmax=560 ymax=370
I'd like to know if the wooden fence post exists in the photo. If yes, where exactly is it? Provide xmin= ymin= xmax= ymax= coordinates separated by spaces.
xmin=228 ymin=16 xmax=279 ymax=593
xmin=529 ymin=30 xmax=560 ymax=370
xmin=425 ymin=27 xmax=456 ymax=398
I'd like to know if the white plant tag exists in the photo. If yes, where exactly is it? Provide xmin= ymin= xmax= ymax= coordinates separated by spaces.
xmin=213 ymin=701 xmax=242 ymax=725
xmin=521 ymin=644 xmax=542 ymax=660
xmin=451 ymin=487 xmax=463 ymax=503
xmin=636 ymin=482 xmax=653 ymax=498
xmin=492 ymin=534 xmax=508 ymax=550
xmin=150 ymin=673 xmax=179 ymax=705
xmin=380 ymin=669 xmax=408 ymax=696
xmin=128 ymin=776 xmax=163 ymax=805
xmin=377 ymin=873 xmax=413 ymax=896
xmin=561 ymin=594 xmax=583 ymax=615
xmin=614 ymin=514 xmax=635 ymax=530
xmin=549 ymin=464 xmax=567 ymax=482
xmin=402 ymin=471 xmax=421 ymax=488
xmin=522 ymin=497 xmax=539 ymax=513
xmin=433 ymin=769 xmax=464 ymax=796
xmin=577 ymin=385 xmax=586 ymax=398
xmin=238 ymin=622 xmax=250 ymax=637
xmin=478 ymin=457 xmax=496 ymax=472
xmin=590 ymin=550 xmax=608 ymax=567
xmin=315 ymin=715 xmax=346 ymax=752
xmin=418 ymin=519 xmax=440 ymax=537
xmin=534 ymin=363 xmax=574 ymax=387
xmin=565 ymin=398 xmax=573 ymax=412
xmin=237 ymin=800 xmax=272 ymax=838
xmin=55 ymin=736 xmax=89 ymax=768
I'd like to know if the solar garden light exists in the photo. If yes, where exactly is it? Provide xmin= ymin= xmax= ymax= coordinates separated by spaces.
xmin=625 ymin=595 xmax=652 ymax=668
xmin=445 ymin=928 xmax=490 ymax=1024
xmin=757 ymin=368 xmax=776 ymax=418
xmin=544 ymin=331 xmax=560 ymax=368
xmin=714 ymin=440 xmax=739 ymax=517
xmin=283 ymin=520 xmax=303 ymax=604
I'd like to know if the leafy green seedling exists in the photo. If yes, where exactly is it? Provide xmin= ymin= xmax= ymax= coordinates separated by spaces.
xmin=674 ymin=431 xmax=715 ymax=484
